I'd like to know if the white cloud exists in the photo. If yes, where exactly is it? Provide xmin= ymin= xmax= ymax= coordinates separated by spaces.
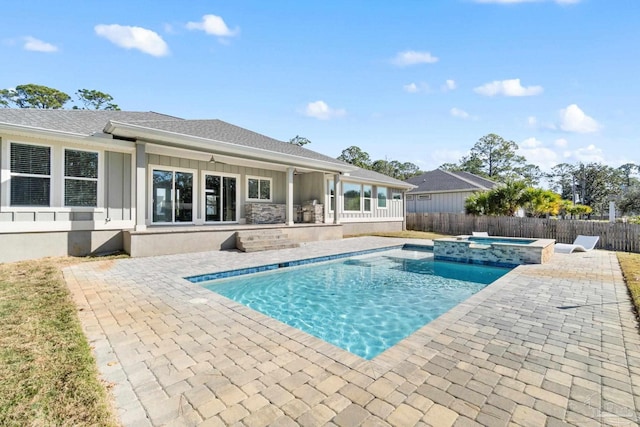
xmin=527 ymin=116 xmax=538 ymax=127
xmin=450 ymin=107 xmax=472 ymax=120
xmin=442 ymin=79 xmax=457 ymax=92
xmin=572 ymin=144 xmax=605 ymax=163
xmin=95 ymin=24 xmax=169 ymax=57
xmin=558 ymin=104 xmax=600 ymax=133
xmin=474 ymin=78 xmax=543 ymax=97
xmin=23 ymin=36 xmax=58 ymax=53
xmin=186 ymin=14 xmax=239 ymax=37
xmin=303 ymin=101 xmax=346 ymax=120
xmin=554 ymin=138 xmax=568 ymax=147
xmin=392 ymin=50 xmax=438 ymax=66
xmin=517 ymin=137 xmax=559 ymax=170
xmin=403 ymin=82 xmax=429 ymax=93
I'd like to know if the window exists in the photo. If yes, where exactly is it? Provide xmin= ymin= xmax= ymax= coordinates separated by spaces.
xmin=10 ymin=142 xmax=51 ymax=206
xmin=392 ymin=191 xmax=402 ymax=200
xmin=152 ymin=169 xmax=194 ymax=223
xmin=247 ymin=177 xmax=271 ymax=201
xmin=343 ymin=182 xmax=361 ymax=211
xmin=327 ymin=179 xmax=335 ymax=212
xmin=64 ymin=149 xmax=98 ymax=207
xmin=363 ymin=185 xmax=372 ymax=212
xmin=418 ymin=194 xmax=432 ymax=200
xmin=407 ymin=195 xmax=414 ymax=201
xmin=377 ymin=186 xmax=387 ymax=208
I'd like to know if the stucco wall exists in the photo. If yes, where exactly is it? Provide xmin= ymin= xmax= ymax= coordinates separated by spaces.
xmin=0 ymin=230 xmax=123 ymax=263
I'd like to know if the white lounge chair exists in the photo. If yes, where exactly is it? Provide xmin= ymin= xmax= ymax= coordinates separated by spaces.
xmin=472 ymin=231 xmax=489 ymax=237
xmin=554 ymin=235 xmax=600 ymax=254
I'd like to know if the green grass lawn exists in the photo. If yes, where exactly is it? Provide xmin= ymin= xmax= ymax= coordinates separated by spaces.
xmin=618 ymin=252 xmax=640 ymax=316
xmin=0 ymin=257 xmax=120 ymax=427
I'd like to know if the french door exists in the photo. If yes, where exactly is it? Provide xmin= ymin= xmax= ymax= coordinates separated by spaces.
xmin=204 ymin=174 xmax=237 ymax=222
xmin=152 ymin=169 xmax=194 ymax=223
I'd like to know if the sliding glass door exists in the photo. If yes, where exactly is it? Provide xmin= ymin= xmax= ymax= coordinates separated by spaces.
xmin=205 ymin=174 xmax=237 ymax=222
xmin=152 ymin=169 xmax=193 ymax=223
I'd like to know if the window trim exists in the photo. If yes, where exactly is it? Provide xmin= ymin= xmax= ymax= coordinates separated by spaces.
xmin=342 ymin=181 xmax=363 ymax=213
xmin=62 ymin=147 xmax=101 ymax=208
xmin=245 ymin=175 xmax=272 ymax=202
xmin=148 ymin=164 xmax=198 ymax=225
xmin=8 ymin=141 xmax=52 ymax=208
xmin=377 ymin=186 xmax=388 ymax=209
xmin=327 ymin=179 xmax=335 ymax=213
xmin=200 ymin=171 xmax=240 ymax=223
xmin=363 ymin=184 xmax=372 ymax=212
xmin=392 ymin=191 xmax=403 ymax=201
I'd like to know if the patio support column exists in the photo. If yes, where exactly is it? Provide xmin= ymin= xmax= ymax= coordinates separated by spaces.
xmin=333 ymin=173 xmax=342 ymax=225
xmin=285 ymin=167 xmax=294 ymax=226
xmin=134 ymin=142 xmax=147 ymax=231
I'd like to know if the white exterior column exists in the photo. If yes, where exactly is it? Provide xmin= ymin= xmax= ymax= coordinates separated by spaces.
xmin=134 ymin=142 xmax=147 ymax=231
xmin=285 ymin=167 xmax=294 ymax=226
xmin=333 ymin=173 xmax=342 ymax=225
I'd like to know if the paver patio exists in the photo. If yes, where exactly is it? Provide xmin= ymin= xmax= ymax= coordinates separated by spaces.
xmin=64 ymin=236 xmax=640 ymax=426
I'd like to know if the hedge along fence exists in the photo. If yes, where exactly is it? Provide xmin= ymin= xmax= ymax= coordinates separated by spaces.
xmin=406 ymin=213 xmax=640 ymax=253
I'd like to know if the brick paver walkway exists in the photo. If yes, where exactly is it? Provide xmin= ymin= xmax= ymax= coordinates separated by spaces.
xmin=64 ymin=237 xmax=640 ymax=426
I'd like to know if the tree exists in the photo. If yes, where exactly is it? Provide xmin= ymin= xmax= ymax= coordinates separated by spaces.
xmin=288 ymin=135 xmax=311 ymax=147
xmin=572 ymin=162 xmax=624 ymax=217
xmin=0 ymin=89 xmax=10 ymax=107
xmin=1 ymin=84 xmax=71 ymax=109
xmin=619 ymin=187 xmax=640 ymax=215
xmin=617 ymin=163 xmax=639 ymax=190
xmin=546 ymin=163 xmax=576 ymax=201
xmin=337 ymin=146 xmax=372 ymax=169
xmin=465 ymin=181 xmax=529 ymax=216
xmin=75 ymin=89 xmax=120 ymax=110
xmin=465 ymin=134 xmax=527 ymax=181
xmin=522 ymin=188 xmax=561 ymax=218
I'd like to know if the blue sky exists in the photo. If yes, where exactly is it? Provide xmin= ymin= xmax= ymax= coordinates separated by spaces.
xmin=3 ymin=0 xmax=639 ymax=174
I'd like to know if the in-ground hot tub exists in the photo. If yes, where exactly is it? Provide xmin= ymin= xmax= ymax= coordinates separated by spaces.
xmin=434 ymin=235 xmax=555 ymax=267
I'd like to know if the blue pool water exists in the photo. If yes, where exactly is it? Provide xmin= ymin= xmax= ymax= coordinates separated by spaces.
xmin=468 ymin=237 xmax=535 ymax=245
xmin=201 ymin=249 xmax=510 ymax=359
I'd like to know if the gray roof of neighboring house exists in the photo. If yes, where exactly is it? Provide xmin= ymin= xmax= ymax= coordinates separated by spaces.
xmin=0 ymin=109 xmax=412 ymax=187
xmin=405 ymin=169 xmax=498 ymax=193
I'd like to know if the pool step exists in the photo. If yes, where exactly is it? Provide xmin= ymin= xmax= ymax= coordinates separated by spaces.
xmin=236 ymin=230 xmax=300 ymax=252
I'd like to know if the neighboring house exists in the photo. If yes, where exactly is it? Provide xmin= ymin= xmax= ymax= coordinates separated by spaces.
xmin=0 ymin=109 xmax=413 ymax=262
xmin=405 ymin=169 xmax=498 ymax=214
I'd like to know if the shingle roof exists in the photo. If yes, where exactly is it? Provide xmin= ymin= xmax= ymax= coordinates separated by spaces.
xmin=347 ymin=167 xmax=415 ymax=188
xmin=0 ymin=109 xmax=412 ymax=187
xmin=405 ymin=169 xmax=498 ymax=193
xmin=0 ymin=109 xmax=177 ymax=135
xmin=116 ymin=118 xmax=348 ymax=167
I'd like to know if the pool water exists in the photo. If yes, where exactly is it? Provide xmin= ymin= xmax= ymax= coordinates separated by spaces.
xmin=202 ymin=249 xmax=510 ymax=359
xmin=468 ymin=237 xmax=535 ymax=245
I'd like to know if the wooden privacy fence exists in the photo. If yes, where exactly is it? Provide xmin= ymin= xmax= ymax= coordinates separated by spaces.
xmin=406 ymin=213 xmax=640 ymax=253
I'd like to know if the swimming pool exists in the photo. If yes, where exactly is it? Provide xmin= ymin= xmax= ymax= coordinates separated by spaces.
xmin=199 ymin=249 xmax=510 ymax=359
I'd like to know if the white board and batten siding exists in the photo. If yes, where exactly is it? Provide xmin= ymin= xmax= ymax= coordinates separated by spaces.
xmin=147 ymin=153 xmax=287 ymax=222
xmin=0 ymin=132 xmax=133 ymax=232
xmin=406 ymin=191 xmax=473 ymax=214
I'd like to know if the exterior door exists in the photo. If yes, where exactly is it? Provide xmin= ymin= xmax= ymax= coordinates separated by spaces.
xmin=152 ymin=169 xmax=193 ymax=223
xmin=205 ymin=174 xmax=237 ymax=222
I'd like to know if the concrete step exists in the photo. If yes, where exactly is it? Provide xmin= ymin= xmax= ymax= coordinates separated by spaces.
xmin=236 ymin=229 xmax=299 ymax=252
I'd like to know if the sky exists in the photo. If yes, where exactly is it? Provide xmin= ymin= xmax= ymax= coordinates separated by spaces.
xmin=2 ymin=0 xmax=639 ymax=176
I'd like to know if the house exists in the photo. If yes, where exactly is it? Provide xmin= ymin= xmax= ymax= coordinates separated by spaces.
xmin=405 ymin=169 xmax=498 ymax=214
xmin=0 ymin=109 xmax=414 ymax=262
